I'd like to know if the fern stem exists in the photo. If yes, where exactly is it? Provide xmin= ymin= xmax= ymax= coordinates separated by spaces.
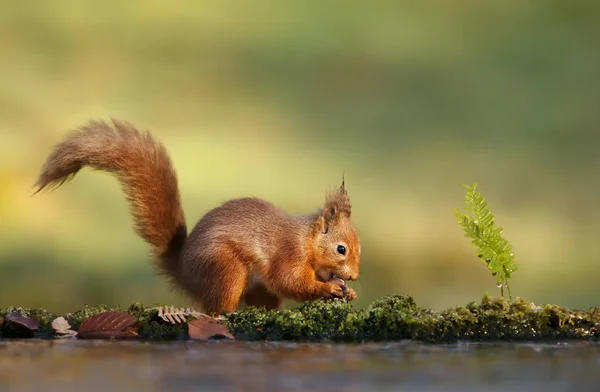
xmin=505 ymin=277 xmax=512 ymax=301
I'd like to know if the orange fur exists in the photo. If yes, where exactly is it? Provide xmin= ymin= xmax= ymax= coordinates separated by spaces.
xmin=34 ymin=118 xmax=361 ymax=314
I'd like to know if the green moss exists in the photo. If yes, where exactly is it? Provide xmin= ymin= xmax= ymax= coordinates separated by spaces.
xmin=226 ymin=299 xmax=362 ymax=342
xmin=1 ymin=295 xmax=599 ymax=342
xmin=224 ymin=294 xmax=599 ymax=343
xmin=361 ymin=294 xmax=425 ymax=341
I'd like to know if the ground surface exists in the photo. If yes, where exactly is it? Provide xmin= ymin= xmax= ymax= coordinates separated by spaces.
xmin=1 ymin=339 xmax=599 ymax=391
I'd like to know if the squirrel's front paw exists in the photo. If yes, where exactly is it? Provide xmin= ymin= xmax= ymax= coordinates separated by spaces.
xmin=321 ymin=282 xmax=345 ymax=299
xmin=344 ymin=287 xmax=357 ymax=301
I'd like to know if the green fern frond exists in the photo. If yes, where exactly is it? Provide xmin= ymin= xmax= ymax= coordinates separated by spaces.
xmin=455 ymin=182 xmax=518 ymax=299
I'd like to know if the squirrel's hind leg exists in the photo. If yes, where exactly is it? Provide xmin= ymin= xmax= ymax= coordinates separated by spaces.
xmin=243 ymin=283 xmax=283 ymax=311
xmin=184 ymin=251 xmax=249 ymax=315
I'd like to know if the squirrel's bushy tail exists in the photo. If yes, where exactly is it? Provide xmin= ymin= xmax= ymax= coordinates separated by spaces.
xmin=34 ymin=118 xmax=187 ymax=278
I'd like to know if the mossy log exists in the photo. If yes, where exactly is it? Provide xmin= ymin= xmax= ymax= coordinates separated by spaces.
xmin=1 ymin=294 xmax=598 ymax=342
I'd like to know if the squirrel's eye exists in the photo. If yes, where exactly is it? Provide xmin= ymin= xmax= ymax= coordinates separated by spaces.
xmin=336 ymin=245 xmax=346 ymax=255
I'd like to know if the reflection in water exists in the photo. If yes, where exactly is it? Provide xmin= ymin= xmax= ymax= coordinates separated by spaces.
xmin=0 ymin=340 xmax=599 ymax=391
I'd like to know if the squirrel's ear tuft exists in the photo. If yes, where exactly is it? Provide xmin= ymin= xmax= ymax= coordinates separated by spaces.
xmin=318 ymin=179 xmax=351 ymax=231
xmin=312 ymin=179 xmax=352 ymax=235
xmin=327 ymin=179 xmax=351 ymax=215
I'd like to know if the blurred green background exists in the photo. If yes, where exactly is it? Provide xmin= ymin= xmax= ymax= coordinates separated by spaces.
xmin=1 ymin=1 xmax=599 ymax=314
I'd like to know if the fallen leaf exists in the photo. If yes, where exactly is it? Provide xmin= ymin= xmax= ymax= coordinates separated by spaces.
xmin=6 ymin=313 xmax=39 ymax=330
xmin=3 ymin=313 xmax=39 ymax=338
xmin=51 ymin=316 xmax=71 ymax=332
xmin=77 ymin=311 xmax=138 ymax=340
xmin=51 ymin=316 xmax=78 ymax=338
xmin=187 ymin=318 xmax=235 ymax=341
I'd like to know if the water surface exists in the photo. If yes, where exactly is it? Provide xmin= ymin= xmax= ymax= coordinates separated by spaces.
xmin=1 ymin=339 xmax=598 ymax=391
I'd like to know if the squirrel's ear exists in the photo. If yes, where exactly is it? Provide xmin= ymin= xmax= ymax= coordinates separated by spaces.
xmin=311 ymin=206 xmax=337 ymax=235
xmin=312 ymin=214 xmax=328 ymax=235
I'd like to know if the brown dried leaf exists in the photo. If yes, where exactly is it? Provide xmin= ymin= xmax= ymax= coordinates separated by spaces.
xmin=187 ymin=318 xmax=235 ymax=341
xmin=6 ymin=313 xmax=39 ymax=330
xmin=77 ymin=311 xmax=138 ymax=339
xmin=2 ymin=313 xmax=39 ymax=338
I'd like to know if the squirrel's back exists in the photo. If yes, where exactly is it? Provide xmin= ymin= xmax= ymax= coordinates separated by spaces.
xmin=183 ymin=197 xmax=310 ymax=270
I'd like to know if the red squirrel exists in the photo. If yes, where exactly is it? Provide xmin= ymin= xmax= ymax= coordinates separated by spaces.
xmin=34 ymin=118 xmax=361 ymax=314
